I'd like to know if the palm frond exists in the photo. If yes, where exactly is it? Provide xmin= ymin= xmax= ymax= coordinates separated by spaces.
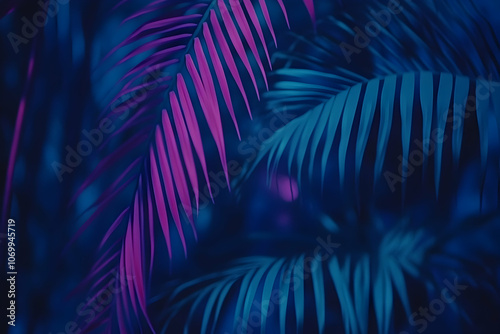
xmin=250 ymin=72 xmax=499 ymax=193
xmin=242 ymin=0 xmax=500 ymax=204
xmin=158 ymin=212 xmax=500 ymax=333
xmin=71 ymin=0 xmax=318 ymax=331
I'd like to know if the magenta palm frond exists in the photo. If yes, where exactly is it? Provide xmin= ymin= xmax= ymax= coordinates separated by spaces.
xmin=70 ymin=0 xmax=317 ymax=331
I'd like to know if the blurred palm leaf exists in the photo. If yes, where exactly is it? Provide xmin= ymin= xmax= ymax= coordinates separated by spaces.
xmin=158 ymin=212 xmax=500 ymax=333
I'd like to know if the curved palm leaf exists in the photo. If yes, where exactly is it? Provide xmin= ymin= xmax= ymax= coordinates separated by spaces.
xmin=158 ymin=212 xmax=500 ymax=333
xmin=250 ymin=72 xmax=499 ymax=193
xmin=71 ymin=0 xmax=318 ymax=332
xmin=242 ymin=0 xmax=500 ymax=204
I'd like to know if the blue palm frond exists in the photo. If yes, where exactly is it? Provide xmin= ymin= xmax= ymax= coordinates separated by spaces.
xmin=250 ymin=72 xmax=499 ymax=193
xmin=157 ymin=212 xmax=500 ymax=333
xmin=242 ymin=0 xmax=500 ymax=206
